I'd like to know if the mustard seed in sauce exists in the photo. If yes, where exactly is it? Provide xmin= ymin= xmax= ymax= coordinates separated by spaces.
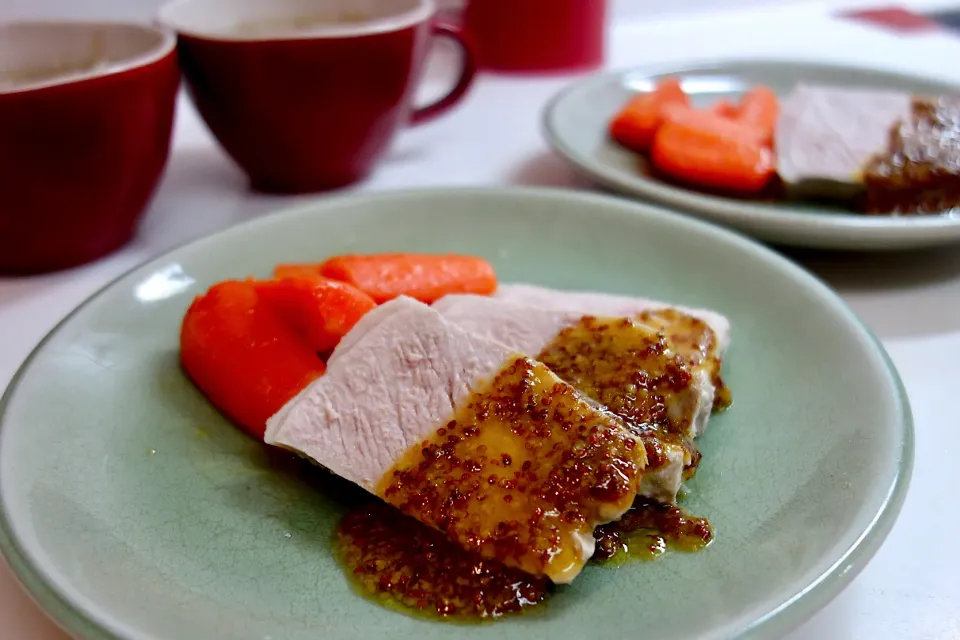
xmin=635 ymin=308 xmax=732 ymax=413
xmin=334 ymin=308 xmax=730 ymax=622
xmin=593 ymin=498 xmax=714 ymax=562
xmin=532 ymin=314 xmax=721 ymax=562
xmin=336 ymin=502 xmax=550 ymax=619
xmin=376 ymin=356 xmax=645 ymax=583
xmin=536 ymin=316 xmax=702 ymax=482
xmin=538 ymin=317 xmax=686 ymax=432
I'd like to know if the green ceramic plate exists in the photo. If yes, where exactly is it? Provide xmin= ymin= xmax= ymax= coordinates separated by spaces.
xmin=0 ymin=188 xmax=912 ymax=640
xmin=543 ymin=59 xmax=960 ymax=250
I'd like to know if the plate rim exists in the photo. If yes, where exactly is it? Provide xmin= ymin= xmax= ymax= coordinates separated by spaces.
xmin=541 ymin=57 xmax=960 ymax=250
xmin=0 ymin=186 xmax=915 ymax=640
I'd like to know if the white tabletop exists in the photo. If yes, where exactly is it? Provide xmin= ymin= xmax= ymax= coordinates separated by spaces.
xmin=3 ymin=4 xmax=960 ymax=638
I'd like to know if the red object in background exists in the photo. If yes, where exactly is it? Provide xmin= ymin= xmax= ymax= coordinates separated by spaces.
xmin=0 ymin=23 xmax=179 ymax=275
xmin=463 ymin=0 xmax=607 ymax=73
xmin=837 ymin=6 xmax=942 ymax=33
xmin=160 ymin=0 xmax=477 ymax=194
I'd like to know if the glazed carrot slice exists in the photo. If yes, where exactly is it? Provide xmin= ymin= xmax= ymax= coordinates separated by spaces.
xmin=180 ymin=280 xmax=326 ymax=440
xmin=707 ymin=99 xmax=739 ymax=119
xmin=661 ymin=104 xmax=766 ymax=145
xmin=650 ymin=109 xmax=774 ymax=194
xmin=317 ymin=253 xmax=497 ymax=304
xmin=255 ymin=276 xmax=377 ymax=353
xmin=609 ymin=77 xmax=690 ymax=152
xmin=735 ymin=85 xmax=780 ymax=146
xmin=273 ymin=264 xmax=324 ymax=281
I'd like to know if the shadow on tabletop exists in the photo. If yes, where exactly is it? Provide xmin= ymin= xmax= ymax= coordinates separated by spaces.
xmin=507 ymin=150 xmax=595 ymax=189
xmin=135 ymin=146 xmax=356 ymax=256
xmin=779 ymin=245 xmax=960 ymax=292
xmin=381 ymin=143 xmax=431 ymax=167
xmin=0 ymin=556 xmax=70 ymax=640
xmin=775 ymin=245 xmax=960 ymax=340
xmin=0 ymin=276 xmax=55 ymax=307
xmin=782 ymin=583 xmax=860 ymax=640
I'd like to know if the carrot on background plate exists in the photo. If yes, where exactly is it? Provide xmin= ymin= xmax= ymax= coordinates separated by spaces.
xmin=273 ymin=264 xmax=326 ymax=281
xmin=255 ymin=275 xmax=377 ymax=353
xmin=735 ymin=85 xmax=780 ymax=146
xmin=661 ymin=104 xmax=767 ymax=145
xmin=706 ymin=99 xmax=739 ymax=119
xmin=650 ymin=108 xmax=775 ymax=194
xmin=608 ymin=77 xmax=690 ymax=152
xmin=316 ymin=253 xmax=498 ymax=304
xmin=180 ymin=280 xmax=326 ymax=441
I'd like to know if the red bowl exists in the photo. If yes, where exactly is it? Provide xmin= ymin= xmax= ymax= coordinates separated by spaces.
xmin=157 ymin=0 xmax=476 ymax=194
xmin=0 ymin=22 xmax=179 ymax=275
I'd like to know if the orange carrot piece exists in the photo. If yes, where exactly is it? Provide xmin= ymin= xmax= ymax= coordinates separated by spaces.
xmin=608 ymin=77 xmax=690 ymax=152
xmin=255 ymin=276 xmax=377 ymax=353
xmin=317 ymin=253 xmax=497 ymax=304
xmin=661 ymin=104 xmax=767 ymax=145
xmin=707 ymin=99 xmax=739 ymax=119
xmin=180 ymin=280 xmax=326 ymax=440
xmin=735 ymin=85 xmax=780 ymax=146
xmin=650 ymin=109 xmax=774 ymax=194
xmin=273 ymin=264 xmax=324 ymax=281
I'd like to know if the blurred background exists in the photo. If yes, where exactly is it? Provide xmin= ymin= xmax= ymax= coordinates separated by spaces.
xmin=1 ymin=0 xmax=811 ymax=23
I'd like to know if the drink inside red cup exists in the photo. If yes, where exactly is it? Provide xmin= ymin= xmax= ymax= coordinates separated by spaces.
xmin=0 ymin=21 xmax=179 ymax=275
xmin=157 ymin=0 xmax=477 ymax=194
xmin=463 ymin=0 xmax=607 ymax=73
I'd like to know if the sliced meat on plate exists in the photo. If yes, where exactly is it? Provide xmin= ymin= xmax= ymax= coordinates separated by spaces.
xmin=774 ymin=84 xmax=913 ymax=200
xmin=492 ymin=283 xmax=732 ymax=431
xmin=434 ymin=294 xmax=715 ymax=503
xmin=265 ymin=296 xmax=646 ymax=584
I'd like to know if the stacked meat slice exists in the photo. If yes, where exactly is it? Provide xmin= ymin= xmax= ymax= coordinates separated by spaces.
xmin=435 ymin=286 xmax=730 ymax=503
xmin=265 ymin=285 xmax=731 ymax=584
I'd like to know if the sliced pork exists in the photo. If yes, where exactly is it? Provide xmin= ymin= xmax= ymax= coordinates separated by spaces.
xmin=434 ymin=294 xmax=705 ymax=503
xmin=775 ymin=84 xmax=913 ymax=199
xmin=492 ymin=283 xmax=731 ymax=433
xmin=265 ymin=296 xmax=646 ymax=584
xmin=493 ymin=284 xmax=730 ymax=354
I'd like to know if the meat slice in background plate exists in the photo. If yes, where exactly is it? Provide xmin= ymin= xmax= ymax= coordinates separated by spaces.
xmin=434 ymin=294 xmax=708 ymax=504
xmin=774 ymin=83 xmax=912 ymax=200
xmin=265 ymin=296 xmax=646 ymax=584
xmin=776 ymin=84 xmax=960 ymax=214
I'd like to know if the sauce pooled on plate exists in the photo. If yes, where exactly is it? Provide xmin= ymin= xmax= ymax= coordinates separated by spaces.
xmin=336 ymin=501 xmax=550 ymax=619
xmin=376 ymin=356 xmax=646 ymax=584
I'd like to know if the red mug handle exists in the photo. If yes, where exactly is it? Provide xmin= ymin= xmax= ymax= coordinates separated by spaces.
xmin=410 ymin=23 xmax=477 ymax=125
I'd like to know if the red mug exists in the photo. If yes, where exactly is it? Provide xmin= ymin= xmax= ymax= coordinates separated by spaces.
xmin=157 ymin=0 xmax=477 ymax=194
xmin=463 ymin=0 xmax=607 ymax=73
xmin=0 ymin=21 xmax=179 ymax=274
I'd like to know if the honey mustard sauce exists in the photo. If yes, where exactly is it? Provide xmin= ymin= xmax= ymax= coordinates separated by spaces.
xmin=335 ymin=312 xmax=729 ymax=620
xmin=635 ymin=308 xmax=731 ymax=412
xmin=536 ymin=315 xmax=718 ymax=563
xmin=536 ymin=316 xmax=702 ymax=480
xmin=375 ymin=356 xmax=645 ymax=583
xmin=593 ymin=497 xmax=713 ymax=562
xmin=336 ymin=501 xmax=550 ymax=619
